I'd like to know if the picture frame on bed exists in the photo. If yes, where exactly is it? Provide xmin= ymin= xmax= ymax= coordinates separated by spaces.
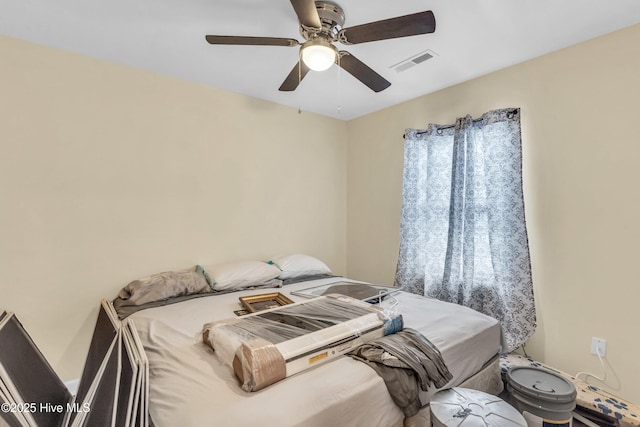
xmin=239 ymin=292 xmax=294 ymax=313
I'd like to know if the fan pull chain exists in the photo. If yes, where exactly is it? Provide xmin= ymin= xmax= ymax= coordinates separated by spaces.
xmin=337 ymin=54 xmax=341 ymax=115
xmin=298 ymin=50 xmax=303 ymax=114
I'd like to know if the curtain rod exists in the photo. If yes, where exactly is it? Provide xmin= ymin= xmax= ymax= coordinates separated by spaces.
xmin=402 ymin=109 xmax=518 ymax=139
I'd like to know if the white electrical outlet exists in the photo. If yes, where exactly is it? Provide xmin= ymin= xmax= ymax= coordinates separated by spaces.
xmin=591 ymin=337 xmax=607 ymax=357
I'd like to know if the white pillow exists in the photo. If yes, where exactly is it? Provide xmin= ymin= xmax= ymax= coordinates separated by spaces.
xmin=268 ymin=254 xmax=332 ymax=280
xmin=200 ymin=260 xmax=281 ymax=291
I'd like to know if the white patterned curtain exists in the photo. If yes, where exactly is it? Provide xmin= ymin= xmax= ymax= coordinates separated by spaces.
xmin=395 ymin=108 xmax=535 ymax=353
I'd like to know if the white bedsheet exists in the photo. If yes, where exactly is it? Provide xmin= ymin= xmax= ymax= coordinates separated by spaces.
xmin=129 ymin=278 xmax=501 ymax=427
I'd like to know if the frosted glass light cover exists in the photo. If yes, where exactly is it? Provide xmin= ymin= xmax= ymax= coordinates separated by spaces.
xmin=302 ymin=44 xmax=336 ymax=71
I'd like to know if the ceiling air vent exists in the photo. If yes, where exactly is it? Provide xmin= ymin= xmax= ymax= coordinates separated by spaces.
xmin=390 ymin=49 xmax=438 ymax=73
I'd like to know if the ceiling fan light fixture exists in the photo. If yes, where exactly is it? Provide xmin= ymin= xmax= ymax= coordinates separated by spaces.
xmin=301 ymin=39 xmax=337 ymax=71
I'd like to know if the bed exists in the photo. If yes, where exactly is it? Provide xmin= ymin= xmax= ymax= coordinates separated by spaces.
xmin=122 ymin=270 xmax=503 ymax=427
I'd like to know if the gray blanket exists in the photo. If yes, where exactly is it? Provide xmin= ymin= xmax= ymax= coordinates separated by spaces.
xmin=349 ymin=328 xmax=452 ymax=417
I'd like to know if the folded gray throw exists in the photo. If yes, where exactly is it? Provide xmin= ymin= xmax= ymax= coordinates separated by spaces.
xmin=349 ymin=328 xmax=452 ymax=417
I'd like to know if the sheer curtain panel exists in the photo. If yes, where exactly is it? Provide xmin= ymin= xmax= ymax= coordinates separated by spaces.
xmin=395 ymin=108 xmax=535 ymax=353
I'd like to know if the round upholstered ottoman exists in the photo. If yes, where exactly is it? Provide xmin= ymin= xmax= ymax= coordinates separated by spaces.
xmin=431 ymin=387 xmax=527 ymax=427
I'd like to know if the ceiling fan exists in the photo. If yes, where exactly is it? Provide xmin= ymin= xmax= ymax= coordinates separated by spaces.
xmin=205 ymin=0 xmax=436 ymax=93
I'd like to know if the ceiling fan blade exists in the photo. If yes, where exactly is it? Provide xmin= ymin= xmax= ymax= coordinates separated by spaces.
xmin=279 ymin=61 xmax=311 ymax=91
xmin=205 ymin=35 xmax=299 ymax=47
xmin=289 ymin=0 xmax=322 ymax=29
xmin=338 ymin=51 xmax=390 ymax=93
xmin=338 ymin=10 xmax=435 ymax=45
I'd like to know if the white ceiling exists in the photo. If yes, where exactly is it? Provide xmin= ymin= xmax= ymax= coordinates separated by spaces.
xmin=2 ymin=1 xmax=640 ymax=120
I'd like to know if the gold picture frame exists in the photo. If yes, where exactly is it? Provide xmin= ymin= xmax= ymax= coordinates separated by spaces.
xmin=239 ymin=292 xmax=294 ymax=313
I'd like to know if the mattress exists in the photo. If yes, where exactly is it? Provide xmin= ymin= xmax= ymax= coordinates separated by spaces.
xmin=128 ymin=277 xmax=501 ymax=427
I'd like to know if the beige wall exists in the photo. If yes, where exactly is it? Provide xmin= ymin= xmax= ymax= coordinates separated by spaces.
xmin=0 ymin=36 xmax=347 ymax=381
xmin=347 ymin=24 xmax=640 ymax=403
